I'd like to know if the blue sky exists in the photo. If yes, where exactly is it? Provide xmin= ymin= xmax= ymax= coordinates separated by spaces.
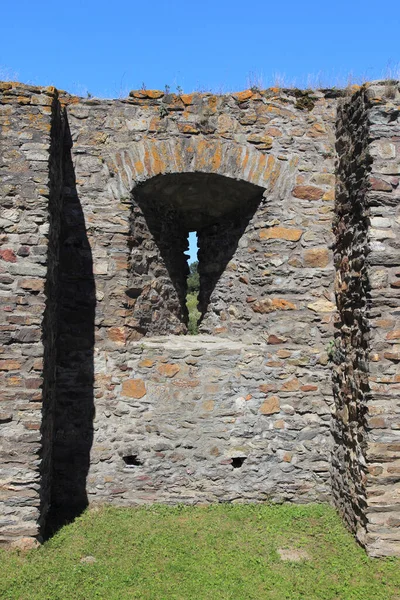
xmin=1 ymin=0 xmax=398 ymax=261
xmin=1 ymin=0 xmax=398 ymax=96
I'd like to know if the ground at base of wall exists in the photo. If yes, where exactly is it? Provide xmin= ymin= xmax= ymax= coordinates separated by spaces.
xmin=1 ymin=504 xmax=399 ymax=600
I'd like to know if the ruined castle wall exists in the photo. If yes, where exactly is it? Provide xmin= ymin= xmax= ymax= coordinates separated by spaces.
xmin=59 ymin=88 xmax=338 ymax=340
xmin=363 ymin=82 xmax=400 ymax=557
xmin=195 ymin=92 xmax=338 ymax=342
xmin=332 ymin=88 xmax=371 ymax=547
xmin=1 ymin=81 xmax=399 ymax=556
xmin=48 ymin=88 xmax=339 ymax=515
xmin=0 ymin=84 xmax=63 ymax=544
xmin=85 ymin=335 xmax=333 ymax=507
xmin=332 ymin=82 xmax=400 ymax=557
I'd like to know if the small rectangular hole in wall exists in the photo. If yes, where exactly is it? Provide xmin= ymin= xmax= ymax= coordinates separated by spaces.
xmin=231 ymin=457 xmax=246 ymax=469
xmin=186 ymin=231 xmax=200 ymax=334
xmin=123 ymin=455 xmax=142 ymax=467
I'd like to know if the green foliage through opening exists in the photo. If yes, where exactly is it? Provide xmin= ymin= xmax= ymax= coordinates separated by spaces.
xmin=186 ymin=260 xmax=200 ymax=334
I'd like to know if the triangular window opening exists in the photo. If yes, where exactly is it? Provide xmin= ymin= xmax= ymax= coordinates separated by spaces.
xmin=129 ymin=173 xmax=265 ymax=339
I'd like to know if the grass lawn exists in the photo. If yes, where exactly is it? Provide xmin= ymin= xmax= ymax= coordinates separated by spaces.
xmin=1 ymin=504 xmax=399 ymax=600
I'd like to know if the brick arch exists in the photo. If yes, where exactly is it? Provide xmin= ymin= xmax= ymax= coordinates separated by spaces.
xmin=107 ymin=138 xmax=283 ymax=196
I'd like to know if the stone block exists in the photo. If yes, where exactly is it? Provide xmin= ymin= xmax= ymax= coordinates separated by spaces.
xmin=292 ymin=185 xmax=324 ymax=200
xmin=303 ymin=247 xmax=330 ymax=268
xmin=121 ymin=379 xmax=146 ymax=398
xmin=260 ymin=396 xmax=280 ymax=415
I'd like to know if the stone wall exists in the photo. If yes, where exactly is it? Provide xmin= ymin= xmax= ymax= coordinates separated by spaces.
xmin=332 ymin=87 xmax=371 ymax=547
xmin=87 ymin=335 xmax=332 ymax=506
xmin=56 ymin=86 xmax=338 ymax=342
xmin=332 ymin=81 xmax=400 ymax=556
xmin=129 ymin=180 xmax=189 ymax=337
xmin=0 ymin=83 xmax=63 ymax=544
xmin=363 ymin=82 xmax=400 ymax=556
xmin=0 ymin=81 xmax=399 ymax=556
xmin=48 ymin=85 xmax=338 ymax=522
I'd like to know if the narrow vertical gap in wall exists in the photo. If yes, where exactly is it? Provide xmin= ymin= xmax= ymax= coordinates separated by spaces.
xmin=46 ymin=117 xmax=95 ymax=539
xmin=39 ymin=95 xmax=65 ymax=538
xmin=185 ymin=231 xmax=200 ymax=334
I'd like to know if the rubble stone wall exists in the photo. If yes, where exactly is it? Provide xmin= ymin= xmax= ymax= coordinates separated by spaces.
xmin=44 ymin=85 xmax=339 ymax=529
xmin=332 ymin=87 xmax=371 ymax=547
xmin=87 ymin=335 xmax=333 ymax=507
xmin=332 ymin=82 xmax=400 ymax=556
xmin=0 ymin=84 xmax=63 ymax=544
xmin=0 ymin=81 xmax=399 ymax=556
xmin=363 ymin=83 xmax=400 ymax=556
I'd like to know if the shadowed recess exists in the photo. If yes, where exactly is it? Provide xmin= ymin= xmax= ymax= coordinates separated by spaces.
xmin=45 ymin=119 xmax=95 ymax=538
xmin=128 ymin=172 xmax=265 ymax=336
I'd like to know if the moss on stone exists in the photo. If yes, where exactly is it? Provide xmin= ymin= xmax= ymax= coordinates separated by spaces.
xmin=292 ymin=89 xmax=317 ymax=111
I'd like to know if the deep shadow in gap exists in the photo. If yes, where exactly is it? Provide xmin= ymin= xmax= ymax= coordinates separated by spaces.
xmin=45 ymin=116 xmax=95 ymax=538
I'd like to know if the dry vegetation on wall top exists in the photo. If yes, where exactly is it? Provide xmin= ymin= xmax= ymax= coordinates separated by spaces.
xmin=124 ymin=83 xmax=350 ymax=107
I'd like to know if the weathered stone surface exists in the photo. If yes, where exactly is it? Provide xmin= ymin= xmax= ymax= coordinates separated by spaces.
xmin=0 ymin=83 xmax=62 ymax=548
xmin=0 ymin=249 xmax=17 ymax=262
xmin=259 ymin=226 xmax=303 ymax=241
xmin=251 ymin=298 xmax=297 ymax=313
xmin=308 ymin=299 xmax=336 ymax=313
xmin=280 ymin=378 xmax=300 ymax=392
xmin=292 ymin=185 xmax=324 ymax=200
xmin=386 ymin=330 xmax=400 ymax=340
xmin=10 ymin=537 xmax=40 ymax=551
xmin=139 ymin=358 xmax=155 ymax=368
xmin=370 ymin=177 xmax=392 ymax=191
xmin=331 ymin=82 xmax=400 ymax=558
xmin=303 ymin=248 xmax=330 ymax=268
xmin=383 ymin=352 xmax=400 ymax=362
xmin=121 ymin=379 xmax=147 ymax=398
xmin=157 ymin=363 xmax=180 ymax=377
xmin=233 ymin=90 xmax=253 ymax=102
xmin=129 ymin=89 xmax=164 ymax=99
xmin=247 ymin=133 xmax=273 ymax=148
xmin=107 ymin=327 xmax=126 ymax=344
xmin=260 ymin=395 xmax=280 ymax=415
xmin=0 ymin=360 xmax=21 ymax=371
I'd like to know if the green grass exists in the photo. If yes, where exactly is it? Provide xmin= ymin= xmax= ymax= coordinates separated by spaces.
xmin=186 ymin=292 xmax=200 ymax=334
xmin=1 ymin=504 xmax=399 ymax=600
